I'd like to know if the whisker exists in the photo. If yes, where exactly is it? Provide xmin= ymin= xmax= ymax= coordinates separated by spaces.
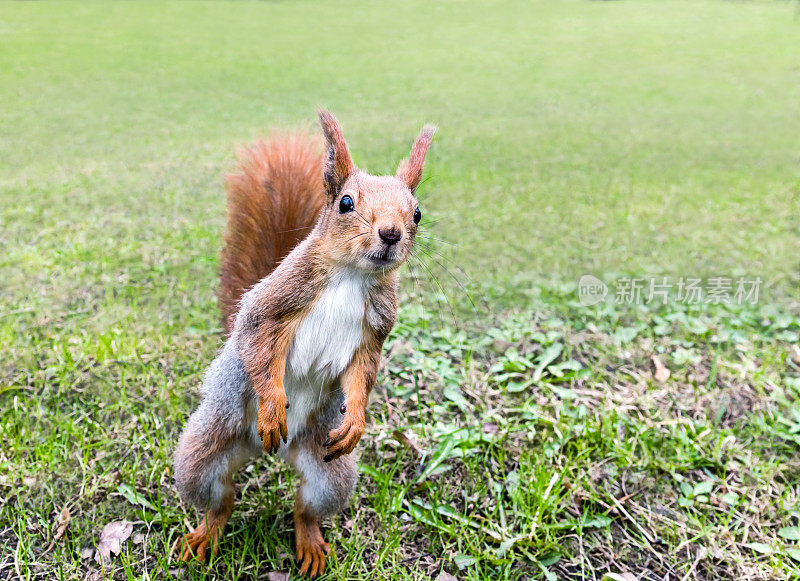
xmin=408 ymin=254 xmax=447 ymax=328
xmin=415 ymin=233 xmax=456 ymax=247
xmin=404 ymin=258 xmax=432 ymax=324
xmin=414 ymin=175 xmax=435 ymax=201
xmin=405 ymin=259 xmax=420 ymax=293
xmin=415 ymin=248 xmax=477 ymax=312
xmin=343 ymin=231 xmax=369 ymax=244
xmin=276 ymin=226 xmax=315 ymax=235
xmin=353 ymin=208 xmax=371 ymax=228
xmin=410 ymin=250 xmax=457 ymax=327
xmin=414 ymin=243 xmax=473 ymax=284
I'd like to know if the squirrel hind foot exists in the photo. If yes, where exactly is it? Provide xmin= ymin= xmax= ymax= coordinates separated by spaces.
xmin=175 ymin=528 xmax=214 ymax=562
xmin=174 ymin=500 xmax=234 ymax=563
xmin=295 ymin=513 xmax=331 ymax=578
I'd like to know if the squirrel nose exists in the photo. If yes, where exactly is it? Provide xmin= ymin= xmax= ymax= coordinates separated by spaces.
xmin=378 ymin=225 xmax=402 ymax=246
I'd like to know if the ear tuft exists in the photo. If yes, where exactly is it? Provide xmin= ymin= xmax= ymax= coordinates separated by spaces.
xmin=397 ymin=124 xmax=436 ymax=192
xmin=318 ymin=109 xmax=355 ymax=197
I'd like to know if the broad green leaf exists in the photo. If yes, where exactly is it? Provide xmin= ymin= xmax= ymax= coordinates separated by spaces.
xmin=778 ymin=526 xmax=800 ymax=541
xmin=533 ymin=343 xmax=563 ymax=381
xmin=443 ymin=384 xmax=468 ymax=410
xmin=721 ymin=492 xmax=739 ymax=505
xmin=495 ymin=535 xmax=525 ymax=556
xmin=117 ymin=483 xmax=156 ymax=512
xmin=582 ymin=516 xmax=612 ymax=529
xmin=453 ymin=554 xmax=478 ymax=569
xmin=539 ymin=552 xmax=561 ymax=567
xmin=742 ymin=542 xmax=773 ymax=555
xmin=417 ymin=434 xmax=457 ymax=482
xmin=612 ymin=327 xmax=638 ymax=344
xmin=786 ymin=548 xmax=800 ymax=562
xmin=693 ymin=480 xmax=713 ymax=496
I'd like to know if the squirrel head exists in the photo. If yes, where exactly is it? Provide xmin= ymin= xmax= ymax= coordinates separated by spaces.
xmin=316 ymin=110 xmax=436 ymax=273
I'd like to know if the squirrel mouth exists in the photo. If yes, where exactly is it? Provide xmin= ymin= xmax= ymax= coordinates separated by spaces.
xmin=365 ymin=250 xmax=395 ymax=267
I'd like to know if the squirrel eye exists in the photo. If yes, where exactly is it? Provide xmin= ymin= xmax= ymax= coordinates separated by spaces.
xmin=339 ymin=195 xmax=355 ymax=214
xmin=413 ymin=207 xmax=422 ymax=224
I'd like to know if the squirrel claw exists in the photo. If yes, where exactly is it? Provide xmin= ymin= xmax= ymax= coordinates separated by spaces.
xmin=324 ymin=418 xmax=363 ymax=462
xmin=297 ymin=538 xmax=330 ymax=578
xmin=257 ymin=394 xmax=288 ymax=454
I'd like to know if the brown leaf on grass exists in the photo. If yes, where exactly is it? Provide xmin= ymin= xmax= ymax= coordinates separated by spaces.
xmin=42 ymin=506 xmax=71 ymax=555
xmin=392 ymin=429 xmax=423 ymax=457
xmin=651 ymin=355 xmax=670 ymax=383
xmin=267 ymin=573 xmax=289 ymax=581
xmin=437 ymin=572 xmax=459 ymax=581
xmin=94 ymin=520 xmax=133 ymax=564
xmin=53 ymin=506 xmax=71 ymax=542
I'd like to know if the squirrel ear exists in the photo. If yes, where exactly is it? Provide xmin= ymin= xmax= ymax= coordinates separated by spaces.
xmin=397 ymin=124 xmax=436 ymax=193
xmin=318 ymin=109 xmax=355 ymax=197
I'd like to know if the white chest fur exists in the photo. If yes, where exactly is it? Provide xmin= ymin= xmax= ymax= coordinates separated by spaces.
xmin=283 ymin=269 xmax=370 ymax=437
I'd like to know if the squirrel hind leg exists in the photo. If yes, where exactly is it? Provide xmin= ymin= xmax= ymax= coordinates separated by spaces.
xmin=289 ymin=416 xmax=358 ymax=577
xmin=294 ymin=495 xmax=331 ymax=578
xmin=174 ymin=488 xmax=235 ymax=562
xmin=173 ymin=383 xmax=258 ymax=561
xmin=173 ymin=430 xmax=252 ymax=562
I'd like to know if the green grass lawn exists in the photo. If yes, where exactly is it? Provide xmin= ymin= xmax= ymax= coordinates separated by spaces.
xmin=1 ymin=1 xmax=800 ymax=579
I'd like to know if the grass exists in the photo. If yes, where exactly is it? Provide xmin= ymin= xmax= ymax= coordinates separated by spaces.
xmin=1 ymin=0 xmax=799 ymax=579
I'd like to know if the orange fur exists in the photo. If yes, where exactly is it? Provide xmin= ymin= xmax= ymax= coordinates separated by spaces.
xmin=175 ymin=488 xmax=234 ymax=561
xmin=396 ymin=124 xmax=437 ymax=191
xmin=294 ymin=494 xmax=331 ymax=577
xmin=219 ymin=133 xmax=325 ymax=334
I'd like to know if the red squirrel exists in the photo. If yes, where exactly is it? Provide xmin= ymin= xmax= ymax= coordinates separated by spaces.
xmin=173 ymin=111 xmax=435 ymax=577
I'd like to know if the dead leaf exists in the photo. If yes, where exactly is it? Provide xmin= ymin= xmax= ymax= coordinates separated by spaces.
xmin=438 ymin=572 xmax=459 ymax=581
xmin=651 ymin=355 xmax=670 ymax=383
xmin=392 ymin=429 xmax=422 ymax=457
xmin=23 ymin=476 xmax=36 ymax=487
xmin=94 ymin=520 xmax=133 ymax=564
xmin=80 ymin=547 xmax=94 ymax=560
xmin=54 ymin=506 xmax=71 ymax=541
xmin=41 ymin=506 xmax=71 ymax=555
xmin=267 ymin=573 xmax=289 ymax=581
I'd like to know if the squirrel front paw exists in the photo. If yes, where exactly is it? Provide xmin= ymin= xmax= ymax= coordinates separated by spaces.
xmin=323 ymin=410 xmax=364 ymax=462
xmin=257 ymin=394 xmax=288 ymax=454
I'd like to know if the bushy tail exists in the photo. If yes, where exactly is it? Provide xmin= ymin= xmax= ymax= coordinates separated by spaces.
xmin=219 ymin=132 xmax=325 ymax=334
